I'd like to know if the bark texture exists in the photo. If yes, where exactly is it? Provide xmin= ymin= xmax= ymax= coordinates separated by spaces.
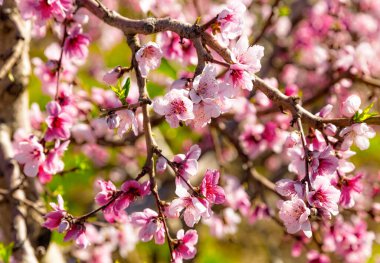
xmin=0 ymin=1 xmax=47 ymax=262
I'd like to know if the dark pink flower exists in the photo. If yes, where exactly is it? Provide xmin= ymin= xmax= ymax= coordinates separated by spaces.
xmin=43 ymin=195 xmax=66 ymax=230
xmin=95 ymin=180 xmax=117 ymax=206
xmin=200 ymin=169 xmax=225 ymax=204
xmin=310 ymin=146 xmax=339 ymax=180
xmin=64 ymin=26 xmax=90 ymax=61
xmin=114 ymin=180 xmax=150 ymax=214
xmin=43 ymin=140 xmax=70 ymax=175
xmin=44 ymin=101 xmax=72 ymax=141
xmin=158 ymin=31 xmax=196 ymax=65
xmin=339 ymin=173 xmax=363 ymax=208
xmin=64 ymin=223 xmax=89 ymax=249
xmin=19 ymin=0 xmax=72 ymax=26
xmin=172 ymin=229 xmax=198 ymax=263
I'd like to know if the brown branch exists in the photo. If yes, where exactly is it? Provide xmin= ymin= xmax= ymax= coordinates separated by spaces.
xmin=126 ymin=34 xmax=174 ymax=260
xmin=77 ymin=0 xmax=380 ymax=130
xmin=295 ymin=118 xmax=311 ymax=187
xmin=99 ymin=98 xmax=151 ymax=117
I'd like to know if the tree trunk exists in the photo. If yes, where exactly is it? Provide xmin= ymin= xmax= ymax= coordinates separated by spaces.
xmin=0 ymin=1 xmax=48 ymax=262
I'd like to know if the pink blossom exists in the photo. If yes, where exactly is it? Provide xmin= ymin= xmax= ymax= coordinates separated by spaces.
xmin=307 ymin=176 xmax=340 ymax=217
xmin=158 ymin=31 xmax=196 ymax=65
xmin=200 ymin=169 xmax=225 ymax=204
xmin=224 ymin=63 xmax=254 ymax=95
xmin=203 ymin=208 xmax=241 ymax=238
xmin=42 ymin=140 xmax=70 ymax=176
xmin=95 ymin=180 xmax=117 ymax=206
xmin=224 ymin=175 xmax=251 ymax=215
xmin=113 ymin=180 xmax=150 ymax=214
xmin=43 ymin=195 xmax=66 ymax=230
xmin=153 ymin=89 xmax=194 ymax=128
xmin=168 ymin=186 xmax=210 ymax=227
xmin=310 ymin=146 xmax=339 ymax=180
xmin=173 ymin=144 xmax=201 ymax=180
xmin=323 ymin=217 xmax=375 ymax=263
xmin=64 ymin=26 xmax=90 ymax=62
xmin=14 ymin=136 xmax=45 ymax=177
xmin=248 ymin=203 xmax=270 ymax=224
xmin=339 ymin=123 xmax=376 ymax=150
xmin=117 ymin=110 xmax=138 ymax=137
xmin=340 ymin=94 xmax=361 ymax=117
xmin=190 ymin=99 xmax=221 ymax=128
xmin=239 ymin=124 xmax=266 ymax=159
xmin=275 ymin=179 xmax=304 ymax=198
xmin=339 ymin=173 xmax=363 ymax=208
xmin=130 ymin=208 xmax=165 ymax=244
xmin=44 ymin=101 xmax=72 ymax=141
xmin=71 ymin=123 xmax=96 ymax=144
xmin=82 ymin=144 xmax=109 ymax=167
xmin=278 ymin=197 xmax=312 ymax=238
xmin=172 ymin=229 xmax=198 ymax=263
xmin=232 ymin=35 xmax=264 ymax=74
xmin=306 ymin=250 xmax=330 ymax=263
xmin=30 ymin=103 xmax=44 ymax=130
xmin=18 ymin=0 xmax=72 ymax=26
xmin=287 ymin=146 xmax=307 ymax=180
xmin=32 ymin=43 xmax=76 ymax=95
xmin=38 ymin=166 xmax=53 ymax=184
xmin=64 ymin=223 xmax=89 ymax=249
xmin=135 ymin=42 xmax=163 ymax=77
xmin=217 ymin=2 xmax=246 ymax=40
xmin=189 ymin=65 xmax=220 ymax=103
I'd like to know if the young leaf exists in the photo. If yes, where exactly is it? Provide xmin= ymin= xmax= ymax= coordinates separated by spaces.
xmin=121 ymin=77 xmax=131 ymax=105
xmin=0 ymin=242 xmax=13 ymax=263
xmin=353 ymin=102 xmax=378 ymax=122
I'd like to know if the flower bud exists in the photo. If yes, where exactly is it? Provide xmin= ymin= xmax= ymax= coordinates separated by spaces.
xmin=156 ymin=156 xmax=167 ymax=174
xmin=58 ymin=220 xmax=70 ymax=233
xmin=103 ymin=66 xmax=123 ymax=85
xmin=106 ymin=113 xmax=120 ymax=129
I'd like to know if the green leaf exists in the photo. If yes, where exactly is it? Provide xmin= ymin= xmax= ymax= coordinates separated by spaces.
xmin=0 ymin=242 xmax=13 ymax=263
xmin=353 ymin=102 xmax=378 ymax=122
xmin=110 ymin=78 xmax=130 ymax=105
xmin=121 ymin=77 xmax=131 ymax=105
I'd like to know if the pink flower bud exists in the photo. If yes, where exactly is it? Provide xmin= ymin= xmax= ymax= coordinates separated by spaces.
xmin=318 ymin=104 xmax=333 ymax=118
xmin=284 ymin=84 xmax=298 ymax=96
xmin=103 ymin=66 xmax=123 ymax=85
xmin=156 ymin=156 xmax=167 ymax=174
xmin=340 ymin=95 xmax=361 ymax=117
xmin=106 ymin=113 xmax=120 ymax=129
